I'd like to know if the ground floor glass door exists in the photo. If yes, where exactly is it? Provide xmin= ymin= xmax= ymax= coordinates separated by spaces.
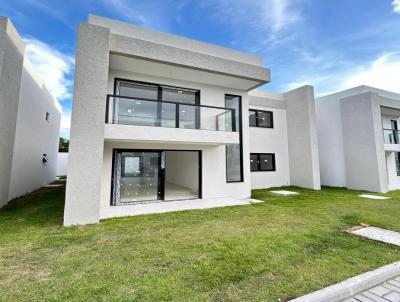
xmin=113 ymin=151 xmax=163 ymax=204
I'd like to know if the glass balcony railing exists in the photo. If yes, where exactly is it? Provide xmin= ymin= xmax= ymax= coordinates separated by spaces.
xmin=106 ymin=95 xmax=236 ymax=132
xmin=383 ymin=128 xmax=400 ymax=144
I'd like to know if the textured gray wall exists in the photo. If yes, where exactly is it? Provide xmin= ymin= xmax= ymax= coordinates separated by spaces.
xmin=285 ymin=86 xmax=321 ymax=190
xmin=340 ymin=92 xmax=388 ymax=192
xmin=64 ymin=24 xmax=111 ymax=226
xmin=0 ymin=17 xmax=25 ymax=207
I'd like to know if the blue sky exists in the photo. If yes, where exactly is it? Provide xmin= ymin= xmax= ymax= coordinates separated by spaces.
xmin=1 ymin=0 xmax=400 ymax=138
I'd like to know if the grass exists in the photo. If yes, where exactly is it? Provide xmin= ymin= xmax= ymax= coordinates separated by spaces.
xmin=1 ymin=184 xmax=400 ymax=302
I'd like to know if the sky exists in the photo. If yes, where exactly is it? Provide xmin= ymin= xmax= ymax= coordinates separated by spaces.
xmin=1 ymin=0 xmax=400 ymax=139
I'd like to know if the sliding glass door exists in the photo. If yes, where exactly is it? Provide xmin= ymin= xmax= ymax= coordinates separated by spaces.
xmin=113 ymin=151 xmax=163 ymax=204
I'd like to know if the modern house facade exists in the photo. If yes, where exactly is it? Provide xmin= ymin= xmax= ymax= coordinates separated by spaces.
xmin=0 ymin=17 xmax=62 ymax=208
xmin=317 ymin=86 xmax=400 ymax=193
xmin=64 ymin=15 xmax=320 ymax=226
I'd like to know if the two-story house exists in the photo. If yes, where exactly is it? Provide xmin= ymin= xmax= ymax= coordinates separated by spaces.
xmin=64 ymin=15 xmax=320 ymax=226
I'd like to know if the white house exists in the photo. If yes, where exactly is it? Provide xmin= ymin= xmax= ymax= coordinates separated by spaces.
xmin=0 ymin=17 xmax=62 ymax=208
xmin=316 ymin=86 xmax=400 ymax=193
xmin=64 ymin=15 xmax=320 ymax=226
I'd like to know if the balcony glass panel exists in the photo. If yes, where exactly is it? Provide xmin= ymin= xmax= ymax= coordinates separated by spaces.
xmin=107 ymin=96 xmax=234 ymax=132
xmin=115 ymin=97 xmax=158 ymax=126
xmin=383 ymin=129 xmax=400 ymax=144
xmin=178 ymin=104 xmax=197 ymax=129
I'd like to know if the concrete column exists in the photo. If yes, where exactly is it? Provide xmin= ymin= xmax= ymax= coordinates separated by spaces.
xmin=340 ymin=92 xmax=388 ymax=192
xmin=64 ymin=24 xmax=110 ymax=226
xmin=0 ymin=17 xmax=25 ymax=207
xmin=284 ymin=86 xmax=321 ymax=190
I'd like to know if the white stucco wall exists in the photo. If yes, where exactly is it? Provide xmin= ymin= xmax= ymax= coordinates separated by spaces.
xmin=316 ymin=94 xmax=347 ymax=187
xmin=249 ymin=105 xmax=290 ymax=189
xmin=57 ymin=153 xmax=69 ymax=176
xmin=0 ymin=17 xmax=25 ymax=207
xmin=8 ymin=58 xmax=61 ymax=200
xmin=165 ymin=151 xmax=198 ymax=191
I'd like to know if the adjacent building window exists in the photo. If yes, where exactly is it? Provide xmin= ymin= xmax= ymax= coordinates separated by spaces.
xmin=225 ymin=95 xmax=243 ymax=182
xmin=250 ymin=153 xmax=276 ymax=172
xmin=249 ymin=109 xmax=273 ymax=128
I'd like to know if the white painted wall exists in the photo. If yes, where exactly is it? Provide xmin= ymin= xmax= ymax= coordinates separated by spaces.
xmin=165 ymin=151 xmax=198 ymax=191
xmin=249 ymin=105 xmax=290 ymax=189
xmin=316 ymin=94 xmax=347 ymax=187
xmin=8 ymin=58 xmax=61 ymax=200
xmin=0 ymin=17 xmax=25 ymax=207
xmin=57 ymin=153 xmax=69 ymax=176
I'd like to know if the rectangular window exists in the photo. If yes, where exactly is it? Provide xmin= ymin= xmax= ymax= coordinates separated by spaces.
xmin=45 ymin=112 xmax=50 ymax=122
xmin=250 ymin=154 xmax=258 ymax=172
xmin=225 ymin=95 xmax=243 ymax=182
xmin=249 ymin=109 xmax=273 ymax=128
xmin=250 ymin=153 xmax=276 ymax=172
xmin=396 ymin=153 xmax=400 ymax=177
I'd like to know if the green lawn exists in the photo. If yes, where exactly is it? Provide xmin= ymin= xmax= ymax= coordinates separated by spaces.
xmin=1 ymin=183 xmax=400 ymax=302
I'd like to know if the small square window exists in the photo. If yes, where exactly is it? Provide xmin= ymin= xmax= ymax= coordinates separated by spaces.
xmin=259 ymin=154 xmax=275 ymax=171
xmin=257 ymin=111 xmax=273 ymax=128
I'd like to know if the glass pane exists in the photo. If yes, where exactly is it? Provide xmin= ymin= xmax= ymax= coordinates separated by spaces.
xmin=116 ymin=98 xmax=158 ymax=126
xmin=162 ymin=87 xmax=197 ymax=104
xmin=259 ymin=154 xmax=275 ymax=171
xmin=226 ymin=144 xmax=241 ymax=181
xmin=225 ymin=95 xmax=242 ymax=182
xmin=161 ymin=102 xmax=176 ymax=128
xmin=225 ymin=95 xmax=240 ymax=133
xmin=250 ymin=154 xmax=258 ymax=172
xmin=200 ymin=107 xmax=233 ymax=131
xmin=116 ymin=152 xmax=160 ymax=203
xmin=117 ymin=81 xmax=158 ymax=100
xmin=249 ymin=110 xmax=257 ymax=127
xmin=258 ymin=111 xmax=273 ymax=128
xmin=179 ymin=104 xmax=197 ymax=129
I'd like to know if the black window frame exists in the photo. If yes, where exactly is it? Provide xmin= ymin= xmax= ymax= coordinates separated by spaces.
xmin=225 ymin=94 xmax=243 ymax=183
xmin=250 ymin=153 xmax=276 ymax=172
xmin=249 ymin=109 xmax=273 ymax=128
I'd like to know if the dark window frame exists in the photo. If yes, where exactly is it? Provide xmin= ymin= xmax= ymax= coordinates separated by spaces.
xmin=249 ymin=109 xmax=274 ymax=128
xmin=250 ymin=153 xmax=276 ymax=172
xmin=225 ymin=94 xmax=244 ymax=183
xmin=111 ymin=149 xmax=203 ymax=206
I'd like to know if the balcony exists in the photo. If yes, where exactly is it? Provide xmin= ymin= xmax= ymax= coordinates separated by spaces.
xmin=104 ymin=95 xmax=240 ymax=145
xmin=383 ymin=129 xmax=400 ymax=152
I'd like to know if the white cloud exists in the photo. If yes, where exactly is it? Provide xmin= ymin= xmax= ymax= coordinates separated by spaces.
xmin=23 ymin=37 xmax=74 ymax=101
xmin=283 ymin=53 xmax=400 ymax=96
xmin=393 ymin=0 xmax=400 ymax=14
xmin=340 ymin=52 xmax=400 ymax=93
xmin=203 ymin=0 xmax=303 ymax=41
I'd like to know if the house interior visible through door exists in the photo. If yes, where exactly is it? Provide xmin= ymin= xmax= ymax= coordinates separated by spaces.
xmin=112 ymin=150 xmax=200 ymax=205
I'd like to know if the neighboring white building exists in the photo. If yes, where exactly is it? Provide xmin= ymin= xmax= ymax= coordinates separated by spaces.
xmin=0 ymin=17 xmax=62 ymax=207
xmin=64 ymin=15 xmax=320 ymax=226
xmin=316 ymin=86 xmax=400 ymax=193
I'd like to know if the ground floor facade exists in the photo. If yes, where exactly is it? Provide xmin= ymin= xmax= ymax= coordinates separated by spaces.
xmin=98 ymin=141 xmax=252 ymax=220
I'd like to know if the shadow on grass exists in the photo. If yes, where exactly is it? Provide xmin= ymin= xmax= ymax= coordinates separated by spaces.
xmin=0 ymin=180 xmax=66 ymax=227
